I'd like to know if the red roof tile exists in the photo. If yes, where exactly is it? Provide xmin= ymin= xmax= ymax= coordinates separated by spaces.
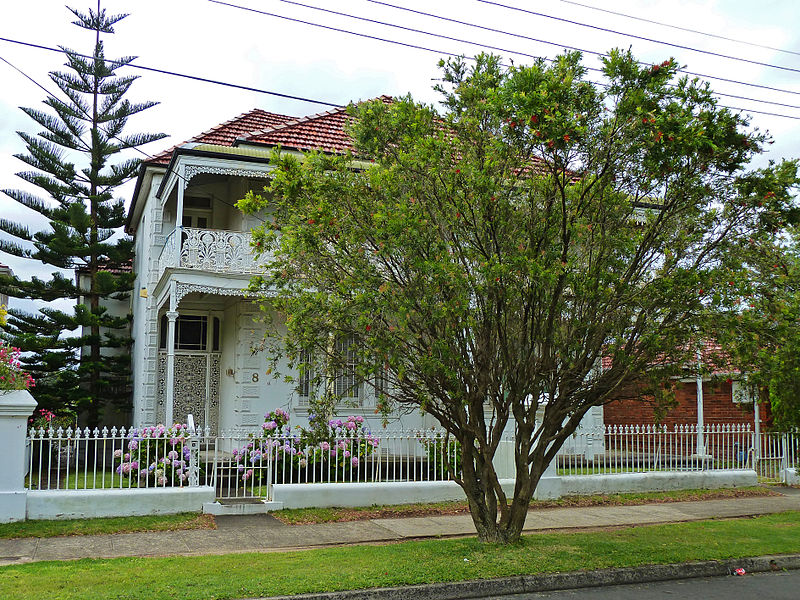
xmin=76 ymin=258 xmax=133 ymax=275
xmin=602 ymin=340 xmax=738 ymax=375
xmin=236 ymin=97 xmax=394 ymax=154
xmin=145 ymin=108 xmax=298 ymax=166
xmin=238 ymin=107 xmax=354 ymax=154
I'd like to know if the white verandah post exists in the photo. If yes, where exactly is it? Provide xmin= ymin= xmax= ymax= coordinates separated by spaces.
xmin=165 ymin=307 xmax=178 ymax=427
xmin=175 ymin=163 xmax=185 ymax=268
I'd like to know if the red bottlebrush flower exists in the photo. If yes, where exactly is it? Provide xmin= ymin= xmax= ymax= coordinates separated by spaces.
xmin=548 ymin=140 xmax=555 ymax=149
xmin=307 ymin=219 xmax=315 ymax=225
xmin=366 ymin=325 xmax=372 ymax=332
xmin=530 ymin=115 xmax=539 ymax=124
xmin=563 ymin=134 xmax=570 ymax=142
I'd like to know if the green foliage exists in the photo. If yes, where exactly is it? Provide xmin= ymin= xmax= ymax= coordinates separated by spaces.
xmin=241 ymin=50 xmax=797 ymax=542
xmin=0 ymin=4 xmax=165 ymax=425
xmin=712 ymin=220 xmax=800 ymax=429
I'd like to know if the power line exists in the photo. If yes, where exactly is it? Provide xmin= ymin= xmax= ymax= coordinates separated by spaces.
xmin=475 ymin=0 xmax=800 ymax=75
xmin=204 ymin=0 xmax=800 ymax=119
xmin=229 ymin=0 xmax=800 ymax=100
xmin=2 ymin=17 xmax=798 ymax=122
xmin=211 ymin=0 xmax=800 ymax=103
xmin=0 ymin=52 xmax=266 ymax=224
xmin=0 ymin=36 xmax=343 ymax=108
xmin=557 ymin=0 xmax=800 ymax=58
xmin=366 ymin=0 xmax=800 ymax=112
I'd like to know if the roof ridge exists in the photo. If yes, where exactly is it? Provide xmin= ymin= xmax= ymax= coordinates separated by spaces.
xmin=236 ymin=96 xmax=393 ymax=144
xmin=236 ymin=105 xmax=349 ymax=144
xmin=145 ymin=107 xmax=297 ymax=164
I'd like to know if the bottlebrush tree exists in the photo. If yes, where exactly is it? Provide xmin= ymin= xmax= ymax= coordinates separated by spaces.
xmin=240 ymin=50 xmax=798 ymax=543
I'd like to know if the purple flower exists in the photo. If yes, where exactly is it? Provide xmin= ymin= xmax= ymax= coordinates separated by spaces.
xmin=128 ymin=440 xmax=139 ymax=451
xmin=351 ymin=457 xmax=359 ymax=467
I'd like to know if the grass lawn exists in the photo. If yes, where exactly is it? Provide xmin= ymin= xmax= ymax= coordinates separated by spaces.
xmin=0 ymin=512 xmax=798 ymax=600
xmin=27 ymin=470 xmax=126 ymax=490
xmin=0 ymin=513 xmax=215 ymax=539
xmin=273 ymin=485 xmax=777 ymax=524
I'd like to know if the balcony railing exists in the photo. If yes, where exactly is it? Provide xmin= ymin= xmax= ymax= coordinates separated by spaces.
xmin=158 ymin=227 xmax=267 ymax=275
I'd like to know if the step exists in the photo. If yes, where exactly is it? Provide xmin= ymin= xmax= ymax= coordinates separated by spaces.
xmin=203 ymin=499 xmax=284 ymax=515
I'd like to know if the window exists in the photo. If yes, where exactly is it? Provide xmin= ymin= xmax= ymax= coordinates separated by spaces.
xmin=159 ymin=315 xmax=220 ymax=351
xmin=297 ymin=349 xmax=313 ymax=405
xmin=731 ymin=380 xmax=756 ymax=404
xmin=182 ymin=196 xmax=212 ymax=229
xmin=375 ymin=360 xmax=390 ymax=398
xmin=333 ymin=337 xmax=360 ymax=400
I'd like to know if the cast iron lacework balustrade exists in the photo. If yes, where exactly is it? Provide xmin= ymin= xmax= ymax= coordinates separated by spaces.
xmin=159 ymin=228 xmax=267 ymax=274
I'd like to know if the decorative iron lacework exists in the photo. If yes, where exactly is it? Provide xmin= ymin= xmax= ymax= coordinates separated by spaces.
xmin=156 ymin=352 xmax=221 ymax=434
xmin=174 ymin=282 xmax=249 ymax=305
xmin=178 ymin=228 xmax=267 ymax=275
xmin=183 ymin=165 xmax=270 ymax=183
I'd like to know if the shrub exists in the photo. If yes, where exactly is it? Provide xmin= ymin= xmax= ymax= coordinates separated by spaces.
xmin=114 ymin=424 xmax=193 ymax=487
xmin=0 ymin=342 xmax=34 ymax=391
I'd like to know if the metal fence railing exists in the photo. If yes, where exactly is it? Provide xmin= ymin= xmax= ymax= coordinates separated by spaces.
xmin=25 ymin=423 xmax=798 ymax=499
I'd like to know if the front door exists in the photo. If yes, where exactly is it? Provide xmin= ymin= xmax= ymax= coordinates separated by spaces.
xmin=156 ymin=313 xmax=222 ymax=433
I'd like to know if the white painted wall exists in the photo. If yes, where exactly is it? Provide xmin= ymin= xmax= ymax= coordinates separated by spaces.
xmin=27 ymin=487 xmax=216 ymax=520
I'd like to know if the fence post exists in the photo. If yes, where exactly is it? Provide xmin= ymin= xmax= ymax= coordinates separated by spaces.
xmin=0 ymin=390 xmax=37 ymax=522
xmin=187 ymin=415 xmax=200 ymax=487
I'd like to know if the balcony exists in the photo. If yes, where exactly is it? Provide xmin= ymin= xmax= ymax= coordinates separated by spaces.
xmin=158 ymin=227 xmax=267 ymax=276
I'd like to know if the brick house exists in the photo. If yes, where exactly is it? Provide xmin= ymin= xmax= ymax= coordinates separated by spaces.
xmin=602 ymin=340 xmax=765 ymax=429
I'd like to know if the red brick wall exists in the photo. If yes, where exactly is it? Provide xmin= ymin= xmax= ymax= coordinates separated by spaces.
xmin=604 ymin=380 xmax=758 ymax=427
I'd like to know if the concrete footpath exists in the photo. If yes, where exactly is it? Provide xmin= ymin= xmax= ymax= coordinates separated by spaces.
xmin=1 ymin=488 xmax=799 ymax=566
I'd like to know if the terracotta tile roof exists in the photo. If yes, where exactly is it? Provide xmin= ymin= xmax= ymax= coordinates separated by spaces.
xmin=601 ymin=340 xmax=738 ymax=375
xmin=144 ymin=108 xmax=298 ymax=166
xmin=236 ymin=98 xmax=396 ymax=154
xmin=76 ymin=259 xmax=133 ymax=275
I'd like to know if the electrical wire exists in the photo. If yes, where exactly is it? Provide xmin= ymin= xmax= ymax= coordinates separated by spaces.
xmin=203 ymin=0 xmax=800 ymax=119
xmin=0 ymin=36 xmax=343 ymax=108
xmin=475 ymin=0 xmax=800 ymax=75
xmin=0 ymin=52 xmax=267 ymax=225
xmin=206 ymin=0 xmax=800 ymax=103
xmin=366 ymin=0 xmax=800 ymax=112
xmin=557 ymin=0 xmax=800 ymax=58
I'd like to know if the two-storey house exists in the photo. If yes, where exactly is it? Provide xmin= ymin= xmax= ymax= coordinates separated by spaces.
xmin=126 ymin=101 xmax=605 ymax=438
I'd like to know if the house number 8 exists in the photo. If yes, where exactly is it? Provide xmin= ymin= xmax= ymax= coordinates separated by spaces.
xmin=251 ymin=373 xmax=259 ymax=383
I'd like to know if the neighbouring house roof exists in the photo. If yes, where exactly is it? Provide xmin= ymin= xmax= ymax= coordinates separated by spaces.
xmin=76 ymin=259 xmax=133 ymax=275
xmin=144 ymin=108 xmax=298 ymax=166
xmin=601 ymin=339 xmax=739 ymax=377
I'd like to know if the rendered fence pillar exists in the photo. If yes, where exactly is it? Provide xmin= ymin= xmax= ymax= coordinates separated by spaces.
xmin=0 ymin=390 xmax=37 ymax=522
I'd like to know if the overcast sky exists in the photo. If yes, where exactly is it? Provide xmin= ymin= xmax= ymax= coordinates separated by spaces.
xmin=1 ymin=0 xmax=799 ymax=313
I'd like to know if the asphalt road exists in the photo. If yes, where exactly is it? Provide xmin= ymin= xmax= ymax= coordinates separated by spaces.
xmin=490 ymin=570 xmax=800 ymax=600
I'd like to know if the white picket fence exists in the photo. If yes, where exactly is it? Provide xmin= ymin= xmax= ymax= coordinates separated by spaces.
xmin=25 ymin=424 xmax=799 ymax=500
